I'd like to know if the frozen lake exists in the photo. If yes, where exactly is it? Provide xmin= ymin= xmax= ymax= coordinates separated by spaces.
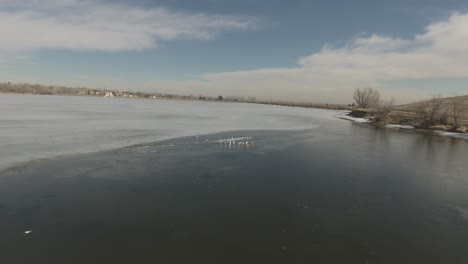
xmin=1 ymin=113 xmax=468 ymax=263
xmin=2 ymin=94 xmax=468 ymax=263
xmin=0 ymin=94 xmax=338 ymax=170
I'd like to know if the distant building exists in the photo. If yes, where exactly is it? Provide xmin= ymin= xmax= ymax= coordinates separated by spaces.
xmin=104 ymin=92 xmax=115 ymax=97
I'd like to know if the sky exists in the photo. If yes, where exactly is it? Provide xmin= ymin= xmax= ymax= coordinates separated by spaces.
xmin=1 ymin=0 xmax=468 ymax=103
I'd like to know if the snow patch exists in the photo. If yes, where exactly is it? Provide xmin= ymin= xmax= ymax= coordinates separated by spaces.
xmin=386 ymin=124 xmax=415 ymax=130
xmin=336 ymin=111 xmax=371 ymax=123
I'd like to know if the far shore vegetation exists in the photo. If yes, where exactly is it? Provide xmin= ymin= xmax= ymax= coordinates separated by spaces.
xmin=349 ymin=87 xmax=468 ymax=134
xmin=0 ymin=82 xmax=349 ymax=110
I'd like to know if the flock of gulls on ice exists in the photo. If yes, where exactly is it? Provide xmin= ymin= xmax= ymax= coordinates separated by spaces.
xmin=196 ymin=136 xmax=254 ymax=149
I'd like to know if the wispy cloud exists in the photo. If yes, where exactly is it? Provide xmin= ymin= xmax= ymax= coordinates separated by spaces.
xmin=0 ymin=0 xmax=255 ymax=52
xmin=146 ymin=13 xmax=468 ymax=103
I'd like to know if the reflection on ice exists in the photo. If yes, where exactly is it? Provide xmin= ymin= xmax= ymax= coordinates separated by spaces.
xmin=435 ymin=131 xmax=468 ymax=140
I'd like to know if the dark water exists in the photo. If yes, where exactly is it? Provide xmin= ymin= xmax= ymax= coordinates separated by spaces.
xmin=1 ymin=120 xmax=468 ymax=264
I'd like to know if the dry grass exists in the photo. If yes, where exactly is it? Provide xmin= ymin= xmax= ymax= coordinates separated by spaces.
xmin=396 ymin=95 xmax=468 ymax=127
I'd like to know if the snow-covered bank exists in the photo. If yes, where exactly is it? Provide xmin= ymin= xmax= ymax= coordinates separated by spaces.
xmin=339 ymin=110 xmax=468 ymax=140
xmin=0 ymin=94 xmax=339 ymax=170
xmin=385 ymin=124 xmax=415 ymax=130
xmin=336 ymin=111 xmax=371 ymax=123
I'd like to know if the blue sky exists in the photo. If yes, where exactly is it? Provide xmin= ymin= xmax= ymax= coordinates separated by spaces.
xmin=1 ymin=0 xmax=468 ymax=103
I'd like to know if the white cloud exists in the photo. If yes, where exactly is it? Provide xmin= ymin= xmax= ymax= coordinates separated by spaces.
xmin=146 ymin=13 xmax=468 ymax=103
xmin=2 ymin=2 xmax=467 ymax=103
xmin=0 ymin=0 xmax=255 ymax=52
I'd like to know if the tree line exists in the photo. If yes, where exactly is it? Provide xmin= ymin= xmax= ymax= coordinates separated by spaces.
xmin=352 ymin=87 xmax=464 ymax=131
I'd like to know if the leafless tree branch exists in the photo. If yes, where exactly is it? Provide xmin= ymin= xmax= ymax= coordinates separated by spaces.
xmin=353 ymin=88 xmax=380 ymax=108
xmin=414 ymin=96 xmax=449 ymax=128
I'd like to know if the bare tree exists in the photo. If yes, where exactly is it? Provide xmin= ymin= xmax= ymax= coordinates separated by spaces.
xmin=451 ymin=101 xmax=462 ymax=131
xmin=352 ymin=88 xmax=380 ymax=108
xmin=374 ymin=98 xmax=395 ymax=123
xmin=414 ymin=96 xmax=449 ymax=128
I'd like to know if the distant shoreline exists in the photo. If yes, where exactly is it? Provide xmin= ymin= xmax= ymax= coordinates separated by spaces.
xmin=0 ymin=82 xmax=350 ymax=111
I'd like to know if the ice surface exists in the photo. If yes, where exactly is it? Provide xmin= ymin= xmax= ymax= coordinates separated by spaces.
xmin=0 ymin=94 xmax=339 ymax=170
